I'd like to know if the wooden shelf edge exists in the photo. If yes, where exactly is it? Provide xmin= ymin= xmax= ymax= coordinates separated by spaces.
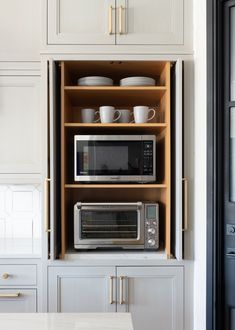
xmin=64 ymin=123 xmax=167 ymax=128
xmin=64 ymin=86 xmax=167 ymax=91
xmin=64 ymin=184 xmax=167 ymax=189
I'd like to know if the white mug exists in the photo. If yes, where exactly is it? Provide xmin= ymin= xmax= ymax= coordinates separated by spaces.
xmin=133 ymin=106 xmax=156 ymax=123
xmin=99 ymin=106 xmax=121 ymax=123
xmin=117 ymin=109 xmax=133 ymax=123
xmin=81 ymin=108 xmax=100 ymax=123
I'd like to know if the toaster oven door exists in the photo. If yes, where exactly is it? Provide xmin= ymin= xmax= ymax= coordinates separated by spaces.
xmin=74 ymin=203 xmax=144 ymax=249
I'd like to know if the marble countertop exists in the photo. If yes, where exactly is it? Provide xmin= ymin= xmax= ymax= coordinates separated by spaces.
xmin=0 ymin=313 xmax=133 ymax=330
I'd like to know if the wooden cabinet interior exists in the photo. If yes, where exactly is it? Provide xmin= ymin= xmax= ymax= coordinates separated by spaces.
xmin=59 ymin=60 xmax=171 ymax=258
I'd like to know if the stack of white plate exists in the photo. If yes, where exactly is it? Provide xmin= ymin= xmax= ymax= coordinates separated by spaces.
xmin=120 ymin=76 xmax=156 ymax=86
xmin=77 ymin=76 xmax=113 ymax=86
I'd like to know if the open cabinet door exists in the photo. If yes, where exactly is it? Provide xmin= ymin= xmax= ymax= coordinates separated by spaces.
xmin=48 ymin=59 xmax=61 ymax=260
xmin=174 ymin=59 xmax=183 ymax=260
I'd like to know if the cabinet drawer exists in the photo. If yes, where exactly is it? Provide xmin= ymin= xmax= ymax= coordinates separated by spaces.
xmin=0 ymin=265 xmax=37 ymax=286
xmin=0 ymin=289 xmax=36 ymax=312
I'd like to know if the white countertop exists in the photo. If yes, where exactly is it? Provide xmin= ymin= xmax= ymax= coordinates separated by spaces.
xmin=0 ymin=313 xmax=133 ymax=330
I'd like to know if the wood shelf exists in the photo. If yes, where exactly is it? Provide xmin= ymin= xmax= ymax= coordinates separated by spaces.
xmin=64 ymin=86 xmax=167 ymax=91
xmin=64 ymin=87 xmax=166 ymax=106
xmin=64 ymin=184 xmax=167 ymax=189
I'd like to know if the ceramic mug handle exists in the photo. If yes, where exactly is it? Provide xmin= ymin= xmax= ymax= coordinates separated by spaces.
xmin=113 ymin=110 xmax=121 ymax=122
xmin=130 ymin=112 xmax=135 ymax=123
xmin=94 ymin=110 xmax=100 ymax=123
xmin=147 ymin=108 xmax=156 ymax=122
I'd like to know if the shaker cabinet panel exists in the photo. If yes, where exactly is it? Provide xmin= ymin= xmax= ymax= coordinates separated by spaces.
xmin=117 ymin=267 xmax=184 ymax=330
xmin=47 ymin=0 xmax=116 ymax=45
xmin=0 ymin=289 xmax=37 ymax=312
xmin=0 ymin=0 xmax=40 ymax=60
xmin=0 ymin=75 xmax=41 ymax=174
xmin=116 ymin=0 xmax=184 ymax=45
xmin=48 ymin=267 xmax=116 ymax=312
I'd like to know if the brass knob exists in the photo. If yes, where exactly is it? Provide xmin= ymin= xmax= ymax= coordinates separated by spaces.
xmin=2 ymin=273 xmax=9 ymax=280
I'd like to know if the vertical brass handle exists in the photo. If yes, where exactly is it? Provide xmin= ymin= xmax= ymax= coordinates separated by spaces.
xmin=182 ymin=178 xmax=188 ymax=231
xmin=44 ymin=178 xmax=51 ymax=233
xmin=109 ymin=6 xmax=114 ymax=35
xmin=119 ymin=6 xmax=125 ymax=34
xmin=0 ymin=293 xmax=20 ymax=298
xmin=109 ymin=276 xmax=114 ymax=304
xmin=119 ymin=276 xmax=125 ymax=304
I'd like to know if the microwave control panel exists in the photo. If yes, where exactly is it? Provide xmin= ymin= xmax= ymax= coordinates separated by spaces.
xmin=144 ymin=203 xmax=159 ymax=249
xmin=143 ymin=141 xmax=154 ymax=175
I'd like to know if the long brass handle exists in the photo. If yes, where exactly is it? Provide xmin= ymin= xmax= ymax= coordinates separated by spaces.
xmin=44 ymin=178 xmax=51 ymax=233
xmin=119 ymin=6 xmax=125 ymax=34
xmin=0 ymin=293 xmax=20 ymax=298
xmin=109 ymin=276 xmax=114 ymax=304
xmin=109 ymin=6 xmax=114 ymax=35
xmin=182 ymin=178 xmax=188 ymax=231
xmin=119 ymin=276 xmax=125 ymax=304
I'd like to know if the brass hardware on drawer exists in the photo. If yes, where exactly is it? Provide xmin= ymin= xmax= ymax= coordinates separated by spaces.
xmin=0 ymin=293 xmax=20 ymax=298
xmin=1 ymin=273 xmax=9 ymax=280
xmin=109 ymin=5 xmax=114 ymax=35
xmin=182 ymin=178 xmax=188 ymax=231
xmin=109 ymin=276 xmax=114 ymax=304
xmin=44 ymin=178 xmax=51 ymax=233
xmin=119 ymin=276 xmax=125 ymax=305
xmin=119 ymin=6 xmax=125 ymax=34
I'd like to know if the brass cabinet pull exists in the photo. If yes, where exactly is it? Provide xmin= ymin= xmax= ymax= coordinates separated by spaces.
xmin=109 ymin=276 xmax=114 ymax=304
xmin=1 ymin=273 xmax=9 ymax=280
xmin=109 ymin=6 xmax=114 ymax=34
xmin=0 ymin=293 xmax=20 ymax=298
xmin=44 ymin=178 xmax=51 ymax=233
xmin=119 ymin=276 xmax=125 ymax=304
xmin=119 ymin=6 xmax=125 ymax=34
xmin=182 ymin=178 xmax=188 ymax=231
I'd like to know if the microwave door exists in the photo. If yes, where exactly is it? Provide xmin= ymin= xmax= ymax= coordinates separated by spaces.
xmin=76 ymin=204 xmax=144 ymax=247
xmin=75 ymin=138 xmax=146 ymax=182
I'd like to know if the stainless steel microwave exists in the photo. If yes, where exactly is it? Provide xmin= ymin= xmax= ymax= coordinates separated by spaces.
xmin=74 ymin=135 xmax=156 ymax=183
xmin=74 ymin=202 xmax=159 ymax=250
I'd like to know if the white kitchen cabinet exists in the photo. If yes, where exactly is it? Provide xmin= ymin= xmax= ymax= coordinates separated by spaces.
xmin=0 ymin=74 xmax=41 ymax=175
xmin=47 ymin=0 xmax=116 ymax=45
xmin=0 ymin=289 xmax=37 ymax=312
xmin=0 ymin=0 xmax=40 ymax=60
xmin=46 ymin=0 xmax=192 ymax=52
xmin=48 ymin=265 xmax=184 ymax=330
xmin=117 ymin=267 xmax=184 ymax=330
xmin=48 ymin=266 xmax=116 ymax=312
xmin=116 ymin=0 xmax=183 ymax=45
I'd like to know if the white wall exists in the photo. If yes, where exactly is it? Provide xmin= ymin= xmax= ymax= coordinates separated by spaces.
xmin=193 ymin=0 xmax=207 ymax=329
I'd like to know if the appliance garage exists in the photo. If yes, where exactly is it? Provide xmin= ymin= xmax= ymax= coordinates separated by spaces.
xmin=47 ymin=60 xmax=184 ymax=259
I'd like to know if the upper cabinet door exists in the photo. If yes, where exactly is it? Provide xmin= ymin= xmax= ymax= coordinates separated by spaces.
xmin=0 ymin=75 xmax=41 ymax=174
xmin=47 ymin=0 xmax=116 ymax=45
xmin=116 ymin=0 xmax=184 ymax=45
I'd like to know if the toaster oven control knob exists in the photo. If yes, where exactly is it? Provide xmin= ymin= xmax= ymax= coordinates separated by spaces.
xmin=148 ymin=228 xmax=156 ymax=235
xmin=148 ymin=239 xmax=156 ymax=246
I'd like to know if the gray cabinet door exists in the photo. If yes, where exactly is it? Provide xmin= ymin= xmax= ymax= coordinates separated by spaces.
xmin=48 ymin=0 xmax=116 ymax=45
xmin=117 ymin=267 xmax=184 ymax=330
xmin=116 ymin=0 xmax=184 ymax=45
xmin=0 ymin=289 xmax=36 ymax=312
xmin=48 ymin=266 xmax=116 ymax=312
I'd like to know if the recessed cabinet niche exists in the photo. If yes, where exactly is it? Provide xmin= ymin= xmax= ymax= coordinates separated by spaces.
xmin=47 ymin=60 xmax=183 ymax=260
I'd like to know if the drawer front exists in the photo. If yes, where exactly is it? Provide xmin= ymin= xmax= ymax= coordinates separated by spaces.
xmin=0 ymin=289 xmax=36 ymax=312
xmin=0 ymin=265 xmax=37 ymax=286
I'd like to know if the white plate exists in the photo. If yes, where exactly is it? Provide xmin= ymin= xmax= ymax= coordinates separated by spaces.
xmin=120 ymin=76 xmax=155 ymax=86
xmin=78 ymin=76 xmax=113 ymax=86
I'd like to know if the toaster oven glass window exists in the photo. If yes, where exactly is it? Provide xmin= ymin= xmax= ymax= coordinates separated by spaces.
xmin=80 ymin=210 xmax=138 ymax=239
xmin=76 ymin=140 xmax=151 ymax=176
